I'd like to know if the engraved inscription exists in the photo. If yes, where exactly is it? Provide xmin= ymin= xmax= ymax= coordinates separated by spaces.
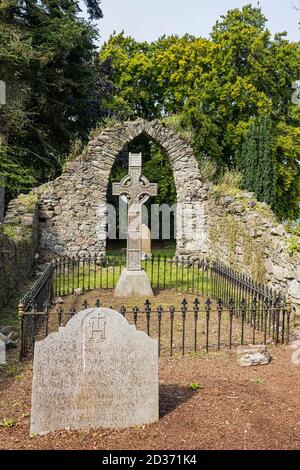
xmin=89 ymin=313 xmax=106 ymax=340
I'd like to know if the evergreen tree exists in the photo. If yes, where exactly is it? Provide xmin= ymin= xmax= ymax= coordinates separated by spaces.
xmin=258 ymin=116 xmax=276 ymax=208
xmin=0 ymin=0 xmax=111 ymax=193
xmin=237 ymin=116 xmax=277 ymax=210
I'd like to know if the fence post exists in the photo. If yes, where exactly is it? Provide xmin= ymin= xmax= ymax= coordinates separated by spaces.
xmin=145 ymin=299 xmax=151 ymax=336
xmin=193 ymin=298 xmax=199 ymax=352
xmin=252 ymin=297 xmax=257 ymax=345
xmin=18 ymin=302 xmax=25 ymax=361
xmin=217 ymin=299 xmax=223 ymax=351
xmin=169 ymin=305 xmax=175 ymax=357
xmin=241 ymin=299 xmax=246 ymax=345
xmin=181 ymin=299 xmax=187 ymax=356
xmin=229 ymin=298 xmax=234 ymax=349
xmin=205 ymin=298 xmax=211 ymax=352
xmin=158 ymin=305 xmax=162 ymax=357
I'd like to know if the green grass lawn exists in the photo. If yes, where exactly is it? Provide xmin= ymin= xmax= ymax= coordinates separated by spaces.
xmin=106 ymin=240 xmax=176 ymax=258
xmin=54 ymin=257 xmax=214 ymax=297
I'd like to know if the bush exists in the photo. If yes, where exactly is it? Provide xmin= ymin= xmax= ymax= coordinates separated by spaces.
xmin=213 ymin=170 xmax=244 ymax=196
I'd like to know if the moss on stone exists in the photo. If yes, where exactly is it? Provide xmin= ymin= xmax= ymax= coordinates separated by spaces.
xmin=160 ymin=115 xmax=193 ymax=144
xmin=2 ymin=224 xmax=31 ymax=241
xmin=286 ymin=235 xmax=300 ymax=257
xmin=254 ymin=202 xmax=277 ymax=223
xmin=209 ymin=213 xmax=266 ymax=283
xmin=17 ymin=193 xmax=39 ymax=213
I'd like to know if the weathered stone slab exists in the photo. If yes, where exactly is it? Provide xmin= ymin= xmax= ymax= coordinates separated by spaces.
xmin=114 ymin=269 xmax=154 ymax=298
xmin=30 ymin=308 xmax=158 ymax=435
xmin=237 ymin=345 xmax=271 ymax=367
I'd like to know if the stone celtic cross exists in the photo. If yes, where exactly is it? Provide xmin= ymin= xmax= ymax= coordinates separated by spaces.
xmin=112 ymin=153 xmax=157 ymax=270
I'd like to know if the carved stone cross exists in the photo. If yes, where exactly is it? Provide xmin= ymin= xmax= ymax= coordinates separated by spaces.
xmin=112 ymin=153 xmax=157 ymax=270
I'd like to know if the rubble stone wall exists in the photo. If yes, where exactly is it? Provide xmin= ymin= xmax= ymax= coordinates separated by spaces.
xmin=0 ymin=194 xmax=39 ymax=310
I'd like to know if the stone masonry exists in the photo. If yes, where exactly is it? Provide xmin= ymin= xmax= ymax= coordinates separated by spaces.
xmin=0 ymin=194 xmax=39 ymax=309
xmin=205 ymin=190 xmax=300 ymax=312
xmin=33 ymin=119 xmax=208 ymax=258
xmin=2 ymin=119 xmax=300 ymax=312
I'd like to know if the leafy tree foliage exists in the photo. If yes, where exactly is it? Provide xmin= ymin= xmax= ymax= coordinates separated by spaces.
xmin=101 ymin=5 xmax=300 ymax=219
xmin=0 ymin=0 xmax=111 ymax=193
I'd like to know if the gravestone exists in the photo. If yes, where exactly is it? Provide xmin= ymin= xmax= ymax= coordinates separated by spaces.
xmin=113 ymin=153 xmax=157 ymax=297
xmin=141 ymin=224 xmax=152 ymax=256
xmin=30 ymin=308 xmax=158 ymax=435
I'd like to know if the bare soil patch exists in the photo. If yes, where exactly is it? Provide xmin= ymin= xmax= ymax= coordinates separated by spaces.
xmin=0 ymin=339 xmax=300 ymax=450
xmin=43 ymin=289 xmax=266 ymax=356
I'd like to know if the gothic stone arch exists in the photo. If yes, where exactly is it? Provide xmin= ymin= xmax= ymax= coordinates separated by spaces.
xmin=35 ymin=119 xmax=208 ymax=258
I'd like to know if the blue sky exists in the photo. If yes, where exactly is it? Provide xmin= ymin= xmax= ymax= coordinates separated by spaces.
xmin=81 ymin=0 xmax=300 ymax=45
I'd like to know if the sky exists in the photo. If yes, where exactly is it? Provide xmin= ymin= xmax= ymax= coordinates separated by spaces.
xmin=81 ymin=0 xmax=300 ymax=46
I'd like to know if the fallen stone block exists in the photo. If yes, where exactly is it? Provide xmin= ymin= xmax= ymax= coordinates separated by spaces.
xmin=237 ymin=345 xmax=271 ymax=367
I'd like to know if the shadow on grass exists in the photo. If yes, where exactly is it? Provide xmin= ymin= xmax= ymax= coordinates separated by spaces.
xmin=159 ymin=383 xmax=198 ymax=418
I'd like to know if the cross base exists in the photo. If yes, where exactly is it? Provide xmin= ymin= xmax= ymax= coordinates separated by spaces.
xmin=114 ymin=269 xmax=154 ymax=298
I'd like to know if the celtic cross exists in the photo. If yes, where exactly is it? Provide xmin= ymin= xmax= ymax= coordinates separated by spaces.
xmin=112 ymin=153 xmax=157 ymax=270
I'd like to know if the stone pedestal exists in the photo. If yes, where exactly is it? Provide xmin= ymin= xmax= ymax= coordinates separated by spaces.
xmin=114 ymin=269 xmax=154 ymax=298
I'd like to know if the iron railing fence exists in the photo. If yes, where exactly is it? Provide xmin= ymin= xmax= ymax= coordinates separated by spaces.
xmin=18 ymin=254 xmax=291 ymax=360
xmin=21 ymin=262 xmax=54 ymax=311
xmin=20 ymin=254 xmax=282 ymax=312
xmin=19 ymin=297 xmax=292 ymax=360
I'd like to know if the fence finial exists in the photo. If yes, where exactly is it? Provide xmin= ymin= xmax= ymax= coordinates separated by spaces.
xmin=18 ymin=302 xmax=25 ymax=319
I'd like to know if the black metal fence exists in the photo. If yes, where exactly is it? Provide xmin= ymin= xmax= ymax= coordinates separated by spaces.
xmin=21 ymin=255 xmax=283 ymax=309
xmin=18 ymin=255 xmax=292 ymax=359
xmin=19 ymin=297 xmax=292 ymax=360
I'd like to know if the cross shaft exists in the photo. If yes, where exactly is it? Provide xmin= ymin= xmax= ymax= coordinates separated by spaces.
xmin=112 ymin=153 xmax=157 ymax=270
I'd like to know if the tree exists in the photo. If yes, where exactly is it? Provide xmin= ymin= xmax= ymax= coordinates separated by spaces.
xmin=237 ymin=116 xmax=276 ymax=209
xmin=100 ymin=4 xmax=300 ymax=219
xmin=0 ymin=0 xmax=111 ymax=193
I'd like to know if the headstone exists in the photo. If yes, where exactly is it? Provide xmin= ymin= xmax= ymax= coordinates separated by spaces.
xmin=112 ymin=153 xmax=157 ymax=297
xmin=30 ymin=308 xmax=158 ymax=435
xmin=237 ymin=345 xmax=271 ymax=367
xmin=141 ymin=224 xmax=151 ymax=255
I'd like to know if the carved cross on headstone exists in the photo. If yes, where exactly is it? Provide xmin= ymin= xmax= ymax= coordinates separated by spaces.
xmin=112 ymin=153 xmax=157 ymax=270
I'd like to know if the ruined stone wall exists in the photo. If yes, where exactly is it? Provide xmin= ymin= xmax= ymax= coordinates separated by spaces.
xmin=3 ymin=119 xmax=299 ymax=311
xmin=34 ymin=119 xmax=207 ymax=258
xmin=204 ymin=190 xmax=300 ymax=311
xmin=0 ymin=194 xmax=39 ymax=310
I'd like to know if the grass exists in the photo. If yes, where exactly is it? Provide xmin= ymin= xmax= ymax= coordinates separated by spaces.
xmin=249 ymin=377 xmax=265 ymax=385
xmin=106 ymin=241 xmax=176 ymax=258
xmin=0 ymin=418 xmax=15 ymax=428
xmin=190 ymin=382 xmax=203 ymax=390
xmin=54 ymin=257 xmax=214 ymax=297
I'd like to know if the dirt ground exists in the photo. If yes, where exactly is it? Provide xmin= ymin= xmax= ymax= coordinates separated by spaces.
xmin=1 ymin=336 xmax=300 ymax=450
xmin=39 ymin=289 xmax=268 ymax=357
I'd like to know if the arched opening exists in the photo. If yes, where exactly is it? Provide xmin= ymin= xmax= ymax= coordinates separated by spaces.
xmin=106 ymin=133 xmax=177 ymax=257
